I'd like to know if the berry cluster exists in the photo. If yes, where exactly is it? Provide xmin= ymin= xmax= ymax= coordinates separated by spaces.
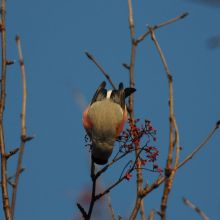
xmin=117 ymin=119 xmax=163 ymax=179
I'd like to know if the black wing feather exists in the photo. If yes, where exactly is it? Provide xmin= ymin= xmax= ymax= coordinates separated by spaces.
xmin=90 ymin=81 xmax=107 ymax=106
xmin=95 ymin=88 xmax=107 ymax=102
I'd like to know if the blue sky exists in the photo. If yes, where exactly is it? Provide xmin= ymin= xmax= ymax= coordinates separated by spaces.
xmin=1 ymin=1 xmax=220 ymax=220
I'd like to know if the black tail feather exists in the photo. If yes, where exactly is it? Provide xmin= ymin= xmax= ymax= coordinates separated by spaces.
xmin=124 ymin=88 xmax=136 ymax=98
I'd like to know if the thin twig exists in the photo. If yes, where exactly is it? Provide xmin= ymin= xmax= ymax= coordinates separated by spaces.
xmin=78 ymin=158 xmax=132 ymax=219
xmin=77 ymin=203 xmax=87 ymax=220
xmin=141 ymin=173 xmax=162 ymax=197
xmin=136 ymin=12 xmax=189 ymax=44
xmin=7 ymin=180 xmax=15 ymax=187
xmin=96 ymin=152 xmax=128 ymax=178
xmin=4 ymin=148 xmax=19 ymax=160
xmin=177 ymin=121 xmax=219 ymax=169
xmin=142 ymin=122 xmax=219 ymax=196
xmin=0 ymin=167 xmax=25 ymax=187
xmin=119 ymin=160 xmax=132 ymax=179
xmin=0 ymin=0 xmax=12 ymax=219
xmin=87 ymin=160 xmax=96 ymax=220
xmin=11 ymin=34 xmax=30 ymax=220
xmin=6 ymin=60 xmax=15 ymax=65
xmin=148 ymin=210 xmax=155 ymax=220
xmin=108 ymin=180 xmax=117 ymax=220
xmin=84 ymin=51 xmax=117 ymax=90
xmin=182 ymin=197 xmax=209 ymax=220
xmin=118 ymin=214 xmax=123 ymax=220
xmin=8 ymin=167 xmax=25 ymax=181
xmin=95 ymin=173 xmax=129 ymax=201
xmin=25 ymin=135 xmax=36 ymax=141
xmin=121 ymin=62 xmax=130 ymax=69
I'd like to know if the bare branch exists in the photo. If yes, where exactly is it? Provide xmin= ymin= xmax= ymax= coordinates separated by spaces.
xmin=168 ymin=117 xmax=180 ymax=191
xmin=118 ymin=214 xmax=123 ymax=220
xmin=84 ymin=51 xmax=117 ymax=90
xmin=182 ymin=197 xmax=209 ymax=220
xmin=87 ymin=161 xmax=96 ymax=219
xmin=6 ymin=60 xmax=15 ymax=65
xmin=140 ymin=200 xmax=146 ymax=220
xmin=136 ymin=12 xmax=189 ymax=44
xmin=127 ymin=1 xmax=144 ymax=219
xmin=25 ymin=134 xmax=36 ymax=141
xmin=177 ymin=121 xmax=219 ymax=169
xmin=7 ymin=180 xmax=15 ymax=187
xmin=142 ymin=122 xmax=219 ymax=197
xmin=148 ymin=210 xmax=155 ymax=220
xmin=147 ymin=24 xmax=176 ymax=220
xmin=0 ymin=0 xmax=12 ymax=219
xmin=11 ymin=34 xmax=28 ymax=220
xmin=141 ymin=173 xmax=162 ymax=196
xmin=77 ymin=203 xmax=87 ymax=220
xmin=0 ymin=167 xmax=25 ymax=187
xmin=108 ymin=180 xmax=117 ymax=220
xmin=96 ymin=152 xmax=128 ymax=178
xmin=121 ymin=62 xmax=130 ymax=69
xmin=4 ymin=148 xmax=19 ymax=160
xmin=8 ymin=167 xmax=25 ymax=181
xmin=95 ymin=176 xmax=126 ymax=200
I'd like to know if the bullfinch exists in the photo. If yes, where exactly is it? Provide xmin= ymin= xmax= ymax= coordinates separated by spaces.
xmin=83 ymin=81 xmax=136 ymax=165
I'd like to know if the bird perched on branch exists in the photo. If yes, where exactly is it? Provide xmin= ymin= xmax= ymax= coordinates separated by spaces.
xmin=83 ymin=81 xmax=136 ymax=165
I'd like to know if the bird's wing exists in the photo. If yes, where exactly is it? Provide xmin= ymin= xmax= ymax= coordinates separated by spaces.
xmin=90 ymin=81 xmax=107 ymax=106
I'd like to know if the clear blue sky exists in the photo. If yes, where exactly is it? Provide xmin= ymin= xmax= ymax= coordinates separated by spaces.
xmin=1 ymin=1 xmax=220 ymax=220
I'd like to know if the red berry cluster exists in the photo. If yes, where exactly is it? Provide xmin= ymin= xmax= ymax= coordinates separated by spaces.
xmin=117 ymin=119 xmax=163 ymax=176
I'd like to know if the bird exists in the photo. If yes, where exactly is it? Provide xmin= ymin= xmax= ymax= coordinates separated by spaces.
xmin=82 ymin=81 xmax=136 ymax=165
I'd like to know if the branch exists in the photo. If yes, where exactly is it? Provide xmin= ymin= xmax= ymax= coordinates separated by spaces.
xmin=108 ymin=180 xmax=117 ymax=220
xmin=118 ymin=214 xmax=123 ymax=220
xmin=136 ymin=12 xmax=189 ymax=44
xmin=11 ymin=34 xmax=34 ymax=220
xmin=95 ymin=175 xmax=127 ymax=201
xmin=0 ymin=167 xmax=25 ymax=187
xmin=96 ymin=152 xmax=128 ymax=178
xmin=4 ymin=148 xmax=19 ymax=160
xmin=0 ymin=0 xmax=12 ymax=219
xmin=87 ymin=161 xmax=96 ymax=219
xmin=148 ymin=210 xmax=155 ymax=220
xmin=7 ymin=167 xmax=25 ymax=181
xmin=77 ymin=203 xmax=87 ymax=220
xmin=84 ymin=51 xmax=117 ymax=90
xmin=147 ymin=24 xmax=177 ymax=220
xmin=76 ymin=161 xmax=97 ymax=220
xmin=141 ymin=173 xmax=162 ymax=196
xmin=6 ymin=60 xmax=15 ymax=65
xmin=182 ymin=197 xmax=209 ymax=220
xmin=78 ymin=154 xmax=133 ymax=219
xmin=167 ymin=117 xmax=180 ymax=191
xmin=121 ymin=62 xmax=130 ymax=69
xmin=25 ymin=135 xmax=36 ymax=141
xmin=177 ymin=120 xmax=219 ymax=169
xmin=127 ymin=1 xmax=144 ymax=219
xmin=140 ymin=200 xmax=146 ymax=220
xmin=142 ymin=121 xmax=219 ymax=197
